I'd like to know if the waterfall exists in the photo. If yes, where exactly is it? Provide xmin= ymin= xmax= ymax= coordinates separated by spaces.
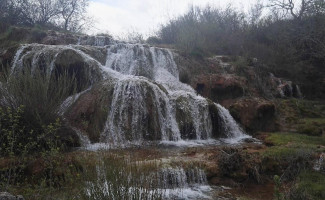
xmin=101 ymin=43 xmax=249 ymax=146
xmin=216 ymin=104 xmax=250 ymax=143
xmin=101 ymin=77 xmax=181 ymax=145
xmin=10 ymin=44 xmax=105 ymax=81
xmin=10 ymin=43 xmax=251 ymax=148
xmin=87 ymin=163 xmax=213 ymax=200
xmin=157 ymin=167 xmax=207 ymax=189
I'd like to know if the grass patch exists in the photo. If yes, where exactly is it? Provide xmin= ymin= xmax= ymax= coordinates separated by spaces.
xmin=263 ymin=132 xmax=325 ymax=159
xmin=261 ymin=132 xmax=323 ymax=180
xmin=297 ymin=118 xmax=325 ymax=136
xmin=265 ymin=132 xmax=325 ymax=147
xmin=291 ymin=171 xmax=325 ymax=200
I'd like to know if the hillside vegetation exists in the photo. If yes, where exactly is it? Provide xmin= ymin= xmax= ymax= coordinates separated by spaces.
xmin=148 ymin=1 xmax=325 ymax=99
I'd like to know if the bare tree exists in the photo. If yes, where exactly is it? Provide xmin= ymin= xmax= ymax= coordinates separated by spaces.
xmin=0 ymin=0 xmax=7 ymax=16
xmin=267 ymin=0 xmax=325 ymax=20
xmin=34 ymin=0 xmax=60 ymax=25
xmin=58 ymin=0 xmax=89 ymax=31
xmin=249 ymin=1 xmax=264 ymax=26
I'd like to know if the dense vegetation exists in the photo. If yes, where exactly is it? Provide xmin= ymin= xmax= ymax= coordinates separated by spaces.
xmin=149 ymin=0 xmax=325 ymax=99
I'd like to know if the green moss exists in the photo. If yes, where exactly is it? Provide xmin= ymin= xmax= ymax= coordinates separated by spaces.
xmin=262 ymin=133 xmax=324 ymax=168
xmin=276 ymin=100 xmax=325 ymax=132
xmin=265 ymin=132 xmax=325 ymax=147
xmin=297 ymin=118 xmax=325 ymax=136
xmin=262 ymin=146 xmax=300 ymax=158
xmin=295 ymin=171 xmax=325 ymax=200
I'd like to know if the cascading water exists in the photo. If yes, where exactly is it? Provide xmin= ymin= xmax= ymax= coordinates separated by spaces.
xmin=101 ymin=43 xmax=250 ymax=146
xmin=101 ymin=77 xmax=181 ymax=146
xmin=88 ymin=162 xmax=213 ymax=200
xmin=216 ymin=104 xmax=250 ymax=143
xmin=10 ymin=44 xmax=106 ymax=82
xmin=157 ymin=167 xmax=208 ymax=189
xmin=156 ymin=167 xmax=213 ymax=200
xmin=10 ymin=42 xmax=250 ymax=148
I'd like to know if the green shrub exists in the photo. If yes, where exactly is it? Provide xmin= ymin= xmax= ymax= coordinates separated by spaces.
xmin=0 ymin=105 xmax=62 ymax=156
xmin=1 ymin=65 xmax=77 ymax=125
xmin=273 ymin=175 xmax=285 ymax=200
xmin=0 ymin=64 xmax=80 ymax=156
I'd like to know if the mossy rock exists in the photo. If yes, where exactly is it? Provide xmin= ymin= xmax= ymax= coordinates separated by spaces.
xmin=53 ymin=49 xmax=103 ymax=92
xmin=175 ymin=95 xmax=196 ymax=139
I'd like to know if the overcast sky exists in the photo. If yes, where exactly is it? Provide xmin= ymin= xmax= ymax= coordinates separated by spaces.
xmin=88 ymin=0 xmax=260 ymax=37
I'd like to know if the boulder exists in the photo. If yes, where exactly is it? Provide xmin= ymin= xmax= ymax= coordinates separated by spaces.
xmin=193 ymin=74 xmax=246 ymax=103
xmin=65 ymin=81 xmax=115 ymax=143
xmin=229 ymin=98 xmax=278 ymax=133
xmin=53 ymin=48 xmax=103 ymax=91
xmin=41 ymin=30 xmax=78 ymax=45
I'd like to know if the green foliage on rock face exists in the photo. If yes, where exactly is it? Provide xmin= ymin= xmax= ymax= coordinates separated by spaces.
xmin=276 ymin=99 xmax=325 ymax=134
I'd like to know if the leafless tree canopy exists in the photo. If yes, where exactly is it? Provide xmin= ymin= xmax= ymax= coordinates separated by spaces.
xmin=0 ymin=0 xmax=90 ymax=32
xmin=268 ymin=0 xmax=325 ymax=19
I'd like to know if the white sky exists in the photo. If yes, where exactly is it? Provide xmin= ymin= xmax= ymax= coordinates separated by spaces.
xmin=88 ymin=0 xmax=260 ymax=37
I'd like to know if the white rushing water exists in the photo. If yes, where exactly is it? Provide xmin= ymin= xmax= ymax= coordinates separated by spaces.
xmin=101 ymin=43 xmax=250 ymax=146
xmin=86 ymin=163 xmax=214 ymax=200
xmin=10 ymin=43 xmax=250 ymax=148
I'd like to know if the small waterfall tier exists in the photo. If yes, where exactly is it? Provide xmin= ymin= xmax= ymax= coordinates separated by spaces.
xmin=88 ymin=163 xmax=214 ymax=200
xmin=10 ymin=43 xmax=251 ymax=147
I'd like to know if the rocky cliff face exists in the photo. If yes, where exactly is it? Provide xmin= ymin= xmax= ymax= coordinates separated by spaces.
xmin=174 ymin=54 xmax=305 ymax=133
